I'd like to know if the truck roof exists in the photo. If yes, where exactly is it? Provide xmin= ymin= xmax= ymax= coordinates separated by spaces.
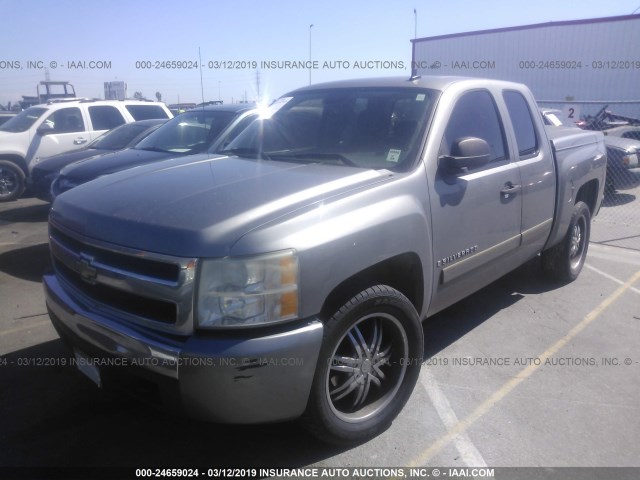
xmin=288 ymin=75 xmax=527 ymax=94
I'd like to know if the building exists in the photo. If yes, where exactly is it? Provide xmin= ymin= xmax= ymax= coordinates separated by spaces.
xmin=104 ymin=81 xmax=127 ymax=101
xmin=411 ymin=14 xmax=640 ymax=118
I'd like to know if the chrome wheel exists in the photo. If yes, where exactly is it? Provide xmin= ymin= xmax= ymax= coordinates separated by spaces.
xmin=326 ymin=312 xmax=408 ymax=423
xmin=0 ymin=167 xmax=18 ymax=197
xmin=569 ymin=215 xmax=586 ymax=270
xmin=0 ymin=161 xmax=25 ymax=202
xmin=541 ymin=201 xmax=591 ymax=283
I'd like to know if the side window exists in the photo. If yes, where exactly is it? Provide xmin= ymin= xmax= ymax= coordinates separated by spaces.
xmin=503 ymin=90 xmax=538 ymax=158
xmin=43 ymin=107 xmax=85 ymax=133
xmin=126 ymin=105 xmax=170 ymax=120
xmin=88 ymin=106 xmax=125 ymax=130
xmin=440 ymin=90 xmax=507 ymax=167
xmin=622 ymin=131 xmax=640 ymax=141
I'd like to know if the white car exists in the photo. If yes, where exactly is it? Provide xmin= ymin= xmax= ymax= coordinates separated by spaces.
xmin=0 ymin=99 xmax=172 ymax=201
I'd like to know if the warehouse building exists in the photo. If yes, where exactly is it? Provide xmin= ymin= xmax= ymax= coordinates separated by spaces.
xmin=410 ymin=14 xmax=640 ymax=119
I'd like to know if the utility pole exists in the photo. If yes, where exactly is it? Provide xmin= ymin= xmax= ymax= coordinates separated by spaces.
xmin=256 ymin=70 xmax=260 ymax=98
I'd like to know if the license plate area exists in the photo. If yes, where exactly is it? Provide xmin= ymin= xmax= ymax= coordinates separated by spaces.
xmin=74 ymin=349 xmax=102 ymax=388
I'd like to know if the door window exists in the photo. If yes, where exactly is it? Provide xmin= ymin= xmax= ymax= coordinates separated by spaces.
xmin=503 ymin=90 xmax=539 ymax=158
xmin=43 ymin=107 xmax=85 ymax=133
xmin=88 ymin=106 xmax=126 ymax=130
xmin=440 ymin=90 xmax=508 ymax=168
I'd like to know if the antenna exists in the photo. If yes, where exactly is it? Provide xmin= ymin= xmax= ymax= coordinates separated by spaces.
xmin=198 ymin=47 xmax=205 ymax=109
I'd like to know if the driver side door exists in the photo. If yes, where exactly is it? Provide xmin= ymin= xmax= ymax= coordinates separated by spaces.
xmin=428 ymin=89 xmax=523 ymax=314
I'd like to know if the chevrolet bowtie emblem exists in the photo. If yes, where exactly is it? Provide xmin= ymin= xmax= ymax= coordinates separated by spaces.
xmin=78 ymin=254 xmax=98 ymax=284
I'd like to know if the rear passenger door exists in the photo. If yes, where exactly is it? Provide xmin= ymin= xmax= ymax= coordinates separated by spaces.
xmin=428 ymin=89 xmax=523 ymax=312
xmin=502 ymin=90 xmax=555 ymax=254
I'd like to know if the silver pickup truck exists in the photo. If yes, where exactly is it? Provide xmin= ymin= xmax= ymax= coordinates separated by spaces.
xmin=43 ymin=76 xmax=606 ymax=445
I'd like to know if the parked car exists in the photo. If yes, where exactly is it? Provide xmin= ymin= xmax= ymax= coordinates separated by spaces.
xmin=29 ymin=119 xmax=167 ymax=202
xmin=602 ymin=136 xmax=640 ymax=193
xmin=50 ymin=105 xmax=257 ymax=200
xmin=0 ymin=111 xmax=16 ymax=127
xmin=602 ymin=125 xmax=640 ymax=141
xmin=0 ymin=98 xmax=172 ymax=201
xmin=45 ymin=76 xmax=605 ymax=445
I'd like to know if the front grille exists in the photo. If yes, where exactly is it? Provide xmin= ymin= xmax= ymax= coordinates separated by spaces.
xmin=49 ymin=222 xmax=197 ymax=332
xmin=54 ymin=258 xmax=177 ymax=323
xmin=51 ymin=226 xmax=180 ymax=282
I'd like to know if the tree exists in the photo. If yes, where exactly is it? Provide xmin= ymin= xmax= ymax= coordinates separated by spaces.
xmin=134 ymin=91 xmax=145 ymax=100
xmin=155 ymin=91 xmax=162 ymax=102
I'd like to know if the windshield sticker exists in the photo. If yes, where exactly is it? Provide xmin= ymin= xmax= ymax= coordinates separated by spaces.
xmin=387 ymin=149 xmax=401 ymax=163
xmin=416 ymin=93 xmax=426 ymax=102
xmin=260 ymin=96 xmax=293 ymax=119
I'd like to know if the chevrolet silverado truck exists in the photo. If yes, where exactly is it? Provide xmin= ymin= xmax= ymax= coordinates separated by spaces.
xmin=43 ymin=76 xmax=606 ymax=445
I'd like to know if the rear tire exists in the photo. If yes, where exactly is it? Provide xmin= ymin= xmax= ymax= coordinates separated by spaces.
xmin=541 ymin=201 xmax=591 ymax=282
xmin=302 ymin=285 xmax=423 ymax=445
xmin=0 ymin=160 xmax=26 ymax=202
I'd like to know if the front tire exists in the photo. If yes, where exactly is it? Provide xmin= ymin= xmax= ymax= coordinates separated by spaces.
xmin=541 ymin=201 xmax=591 ymax=282
xmin=303 ymin=285 xmax=423 ymax=445
xmin=0 ymin=160 xmax=26 ymax=202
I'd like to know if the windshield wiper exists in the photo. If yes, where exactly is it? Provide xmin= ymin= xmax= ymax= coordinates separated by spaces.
xmin=269 ymin=152 xmax=359 ymax=167
xmin=219 ymin=148 xmax=272 ymax=160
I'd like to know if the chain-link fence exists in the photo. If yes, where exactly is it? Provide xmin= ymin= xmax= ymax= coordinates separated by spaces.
xmin=538 ymin=101 xmax=640 ymax=250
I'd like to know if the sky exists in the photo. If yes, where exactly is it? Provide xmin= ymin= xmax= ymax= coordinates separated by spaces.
xmin=1 ymin=0 xmax=639 ymax=107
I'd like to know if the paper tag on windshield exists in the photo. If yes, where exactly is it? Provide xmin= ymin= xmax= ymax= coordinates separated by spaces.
xmin=387 ymin=149 xmax=401 ymax=163
xmin=261 ymin=96 xmax=293 ymax=119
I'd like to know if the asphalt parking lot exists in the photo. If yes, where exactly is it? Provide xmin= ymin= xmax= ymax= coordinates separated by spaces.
xmin=0 ymin=195 xmax=638 ymax=471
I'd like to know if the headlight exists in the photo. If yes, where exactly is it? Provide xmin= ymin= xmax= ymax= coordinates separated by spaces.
xmin=197 ymin=250 xmax=299 ymax=329
xmin=622 ymin=153 xmax=638 ymax=168
xmin=53 ymin=176 xmax=78 ymax=194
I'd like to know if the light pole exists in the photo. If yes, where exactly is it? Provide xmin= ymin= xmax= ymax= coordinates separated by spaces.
xmin=309 ymin=24 xmax=314 ymax=85
xmin=218 ymin=81 xmax=221 ymax=102
xmin=414 ymin=8 xmax=417 ymax=39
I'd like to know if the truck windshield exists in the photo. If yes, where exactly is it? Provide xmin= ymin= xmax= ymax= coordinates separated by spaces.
xmin=135 ymin=110 xmax=236 ymax=154
xmin=0 ymin=107 xmax=47 ymax=133
xmin=223 ymin=87 xmax=438 ymax=170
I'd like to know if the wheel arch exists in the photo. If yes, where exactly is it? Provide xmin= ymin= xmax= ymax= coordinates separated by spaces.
xmin=319 ymin=252 xmax=424 ymax=322
xmin=0 ymin=155 xmax=28 ymax=176
xmin=575 ymin=178 xmax=600 ymax=216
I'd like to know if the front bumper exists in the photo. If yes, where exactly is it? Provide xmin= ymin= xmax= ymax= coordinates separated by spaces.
xmin=44 ymin=273 xmax=324 ymax=424
xmin=26 ymin=171 xmax=56 ymax=202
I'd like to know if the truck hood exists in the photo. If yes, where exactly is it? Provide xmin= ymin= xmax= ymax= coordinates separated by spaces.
xmin=50 ymin=155 xmax=389 ymax=257
xmin=58 ymin=147 xmax=177 ymax=182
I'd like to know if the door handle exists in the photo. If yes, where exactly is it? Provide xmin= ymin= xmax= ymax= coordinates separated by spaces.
xmin=74 ymin=137 xmax=88 ymax=145
xmin=500 ymin=183 xmax=521 ymax=198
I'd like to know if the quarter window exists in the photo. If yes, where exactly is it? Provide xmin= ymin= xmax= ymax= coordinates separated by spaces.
xmin=503 ymin=90 xmax=539 ymax=158
xmin=126 ymin=105 xmax=170 ymax=120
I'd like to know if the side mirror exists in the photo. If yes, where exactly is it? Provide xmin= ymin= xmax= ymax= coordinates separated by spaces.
xmin=37 ymin=123 xmax=54 ymax=135
xmin=439 ymin=137 xmax=491 ymax=172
